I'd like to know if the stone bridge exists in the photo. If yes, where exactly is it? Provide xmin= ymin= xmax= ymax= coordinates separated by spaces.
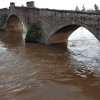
xmin=0 ymin=1 xmax=100 ymax=44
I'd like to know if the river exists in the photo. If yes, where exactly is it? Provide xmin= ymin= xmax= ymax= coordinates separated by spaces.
xmin=0 ymin=27 xmax=100 ymax=100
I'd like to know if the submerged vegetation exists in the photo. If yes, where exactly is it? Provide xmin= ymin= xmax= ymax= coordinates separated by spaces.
xmin=25 ymin=22 xmax=42 ymax=43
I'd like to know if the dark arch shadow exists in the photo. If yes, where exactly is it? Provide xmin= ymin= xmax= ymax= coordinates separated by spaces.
xmin=48 ymin=24 xmax=80 ymax=44
xmin=6 ymin=15 xmax=23 ymax=31
xmin=46 ymin=23 xmax=98 ymax=44
xmin=5 ymin=13 xmax=26 ymax=31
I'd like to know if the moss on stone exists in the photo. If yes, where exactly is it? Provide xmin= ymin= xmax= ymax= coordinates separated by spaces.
xmin=25 ymin=22 xmax=42 ymax=43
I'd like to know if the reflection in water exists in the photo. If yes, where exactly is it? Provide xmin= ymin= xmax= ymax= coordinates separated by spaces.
xmin=0 ymin=27 xmax=100 ymax=100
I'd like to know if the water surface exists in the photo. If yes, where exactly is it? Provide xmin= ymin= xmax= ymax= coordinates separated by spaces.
xmin=0 ymin=28 xmax=100 ymax=100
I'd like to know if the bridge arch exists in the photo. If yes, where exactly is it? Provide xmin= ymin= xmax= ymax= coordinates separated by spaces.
xmin=5 ymin=12 xmax=26 ymax=31
xmin=46 ymin=22 xmax=98 ymax=44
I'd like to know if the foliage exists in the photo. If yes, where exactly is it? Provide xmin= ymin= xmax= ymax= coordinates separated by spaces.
xmin=21 ymin=4 xmax=25 ymax=7
xmin=25 ymin=22 xmax=42 ymax=43
xmin=82 ymin=5 xmax=86 ymax=12
xmin=75 ymin=5 xmax=79 ymax=11
xmin=74 ymin=4 xmax=100 ymax=13
xmin=94 ymin=4 xmax=99 ymax=12
xmin=87 ymin=9 xmax=94 ymax=12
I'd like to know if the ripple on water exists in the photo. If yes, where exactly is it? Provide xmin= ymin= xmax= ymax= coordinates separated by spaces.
xmin=0 ymin=29 xmax=100 ymax=100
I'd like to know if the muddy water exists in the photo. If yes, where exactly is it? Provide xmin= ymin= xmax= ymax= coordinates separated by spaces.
xmin=0 ymin=28 xmax=100 ymax=100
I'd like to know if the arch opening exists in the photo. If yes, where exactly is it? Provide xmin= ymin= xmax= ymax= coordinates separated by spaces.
xmin=68 ymin=27 xmax=98 ymax=41
xmin=6 ymin=15 xmax=23 ymax=31
xmin=47 ymin=24 xmax=98 ymax=45
xmin=48 ymin=24 xmax=80 ymax=44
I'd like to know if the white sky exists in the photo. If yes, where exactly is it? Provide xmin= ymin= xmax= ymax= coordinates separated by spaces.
xmin=0 ymin=0 xmax=100 ymax=10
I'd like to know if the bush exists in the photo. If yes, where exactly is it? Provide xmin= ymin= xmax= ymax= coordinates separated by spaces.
xmin=25 ymin=22 xmax=42 ymax=43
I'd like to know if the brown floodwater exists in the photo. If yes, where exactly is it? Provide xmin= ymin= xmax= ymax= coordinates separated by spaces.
xmin=0 ymin=28 xmax=100 ymax=100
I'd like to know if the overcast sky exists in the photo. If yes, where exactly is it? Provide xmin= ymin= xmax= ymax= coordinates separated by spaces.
xmin=0 ymin=0 xmax=100 ymax=10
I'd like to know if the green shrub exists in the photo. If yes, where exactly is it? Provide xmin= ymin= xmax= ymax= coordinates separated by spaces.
xmin=25 ymin=22 xmax=42 ymax=43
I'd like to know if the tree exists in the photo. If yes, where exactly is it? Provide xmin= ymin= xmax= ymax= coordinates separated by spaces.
xmin=75 ymin=5 xmax=79 ymax=11
xmin=25 ymin=22 xmax=42 ymax=43
xmin=82 ymin=5 xmax=86 ymax=12
xmin=21 ymin=4 xmax=25 ymax=7
xmin=87 ymin=9 xmax=94 ymax=12
xmin=94 ymin=4 xmax=99 ymax=12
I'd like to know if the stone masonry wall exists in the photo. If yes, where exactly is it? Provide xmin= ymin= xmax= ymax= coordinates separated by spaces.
xmin=0 ymin=2 xmax=100 ymax=43
xmin=39 ymin=9 xmax=100 ymax=43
